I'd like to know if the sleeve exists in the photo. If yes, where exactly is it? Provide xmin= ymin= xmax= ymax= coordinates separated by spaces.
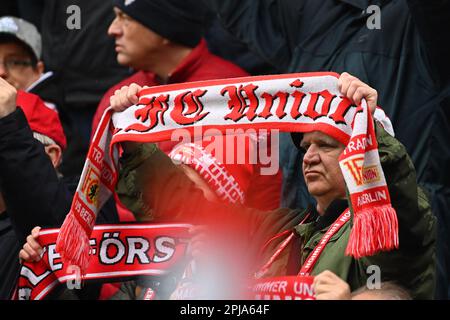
xmin=0 ymin=108 xmax=73 ymax=242
xmin=362 ymin=123 xmax=437 ymax=299
xmin=204 ymin=0 xmax=305 ymax=71
xmin=407 ymin=0 xmax=450 ymax=87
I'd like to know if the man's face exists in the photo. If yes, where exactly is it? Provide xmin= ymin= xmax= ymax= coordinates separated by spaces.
xmin=108 ymin=7 xmax=165 ymax=70
xmin=300 ymin=131 xmax=346 ymax=203
xmin=0 ymin=42 xmax=41 ymax=90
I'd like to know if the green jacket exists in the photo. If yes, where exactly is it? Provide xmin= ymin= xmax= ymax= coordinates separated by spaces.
xmin=116 ymin=124 xmax=436 ymax=299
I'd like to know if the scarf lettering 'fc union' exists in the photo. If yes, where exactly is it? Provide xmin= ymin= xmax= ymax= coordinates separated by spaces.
xmin=56 ymin=72 xmax=399 ymax=272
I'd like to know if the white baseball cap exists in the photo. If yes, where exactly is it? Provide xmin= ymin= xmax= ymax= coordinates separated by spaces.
xmin=0 ymin=16 xmax=42 ymax=60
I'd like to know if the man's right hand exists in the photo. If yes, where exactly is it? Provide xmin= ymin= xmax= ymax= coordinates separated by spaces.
xmin=110 ymin=83 xmax=149 ymax=153
xmin=110 ymin=83 xmax=149 ymax=112
xmin=19 ymin=226 xmax=43 ymax=263
xmin=0 ymin=77 xmax=17 ymax=118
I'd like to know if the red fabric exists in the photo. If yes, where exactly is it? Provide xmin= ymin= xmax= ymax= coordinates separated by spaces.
xmin=98 ymin=283 xmax=121 ymax=300
xmin=171 ymin=136 xmax=281 ymax=210
xmin=16 ymin=91 xmax=67 ymax=150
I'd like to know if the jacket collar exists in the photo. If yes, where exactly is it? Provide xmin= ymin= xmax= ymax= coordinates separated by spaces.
xmin=167 ymin=39 xmax=207 ymax=84
xmin=315 ymin=199 xmax=349 ymax=231
xmin=294 ymin=199 xmax=349 ymax=237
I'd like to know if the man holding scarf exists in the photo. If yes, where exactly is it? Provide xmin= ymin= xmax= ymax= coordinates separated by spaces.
xmin=106 ymin=72 xmax=435 ymax=299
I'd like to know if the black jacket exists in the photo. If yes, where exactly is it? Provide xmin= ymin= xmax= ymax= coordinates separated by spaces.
xmin=36 ymin=0 xmax=132 ymax=178
xmin=0 ymin=108 xmax=118 ymax=299
xmin=39 ymin=0 xmax=131 ymax=110
xmin=208 ymin=0 xmax=450 ymax=298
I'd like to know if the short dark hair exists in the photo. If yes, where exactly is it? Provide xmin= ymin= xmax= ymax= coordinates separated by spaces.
xmin=0 ymin=33 xmax=38 ymax=67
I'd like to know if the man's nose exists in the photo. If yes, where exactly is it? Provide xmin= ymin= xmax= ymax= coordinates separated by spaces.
xmin=303 ymin=145 xmax=320 ymax=166
xmin=0 ymin=63 xmax=7 ymax=78
xmin=107 ymin=18 xmax=121 ymax=37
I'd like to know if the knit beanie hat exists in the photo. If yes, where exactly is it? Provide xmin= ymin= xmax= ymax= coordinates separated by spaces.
xmin=112 ymin=0 xmax=209 ymax=48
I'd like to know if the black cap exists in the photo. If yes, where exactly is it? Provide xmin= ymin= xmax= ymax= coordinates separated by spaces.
xmin=113 ymin=0 xmax=209 ymax=48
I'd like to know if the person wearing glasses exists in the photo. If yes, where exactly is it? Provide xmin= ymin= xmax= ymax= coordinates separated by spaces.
xmin=0 ymin=16 xmax=52 ymax=97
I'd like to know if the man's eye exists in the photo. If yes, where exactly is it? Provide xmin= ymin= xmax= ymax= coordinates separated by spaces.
xmin=300 ymin=144 xmax=310 ymax=152
xmin=319 ymin=143 xmax=336 ymax=150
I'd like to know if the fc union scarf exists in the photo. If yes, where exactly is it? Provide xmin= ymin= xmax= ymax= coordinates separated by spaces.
xmin=56 ymin=72 xmax=399 ymax=272
xmin=16 ymin=223 xmax=191 ymax=300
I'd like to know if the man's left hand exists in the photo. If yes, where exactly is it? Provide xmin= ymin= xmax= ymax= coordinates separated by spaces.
xmin=0 ymin=77 xmax=17 ymax=118
xmin=313 ymin=270 xmax=351 ymax=300
xmin=338 ymin=72 xmax=377 ymax=115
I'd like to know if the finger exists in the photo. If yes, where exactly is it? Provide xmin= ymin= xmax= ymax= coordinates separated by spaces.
xmin=313 ymin=284 xmax=337 ymax=295
xmin=313 ymin=273 xmax=338 ymax=289
xmin=23 ymin=243 xmax=41 ymax=261
xmin=113 ymin=86 xmax=128 ymax=111
xmin=337 ymin=72 xmax=351 ymax=89
xmin=313 ymin=277 xmax=331 ymax=289
xmin=23 ymin=242 xmax=39 ymax=257
xmin=110 ymin=95 xmax=117 ymax=109
xmin=313 ymin=270 xmax=334 ymax=283
xmin=338 ymin=72 xmax=356 ymax=95
xmin=345 ymin=80 xmax=363 ymax=103
xmin=111 ymin=89 xmax=122 ymax=110
xmin=123 ymin=85 xmax=136 ymax=107
xmin=317 ymin=270 xmax=335 ymax=278
xmin=19 ymin=249 xmax=32 ymax=263
xmin=366 ymin=90 xmax=378 ymax=115
xmin=127 ymin=83 xmax=141 ymax=105
xmin=26 ymin=234 xmax=42 ymax=252
xmin=31 ymin=226 xmax=41 ymax=238
xmin=320 ymin=270 xmax=340 ymax=280
xmin=118 ymin=86 xmax=131 ymax=110
xmin=352 ymin=86 xmax=369 ymax=105
xmin=353 ymin=87 xmax=377 ymax=114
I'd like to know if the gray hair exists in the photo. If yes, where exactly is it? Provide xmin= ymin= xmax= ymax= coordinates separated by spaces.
xmin=351 ymin=281 xmax=412 ymax=300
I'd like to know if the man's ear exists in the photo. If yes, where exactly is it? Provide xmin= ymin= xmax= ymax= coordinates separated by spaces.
xmin=35 ymin=61 xmax=45 ymax=74
xmin=44 ymin=144 xmax=62 ymax=168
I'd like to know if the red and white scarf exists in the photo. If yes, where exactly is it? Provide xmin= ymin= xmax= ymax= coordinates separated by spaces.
xmin=56 ymin=72 xmax=398 ymax=271
xmin=16 ymin=223 xmax=191 ymax=300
